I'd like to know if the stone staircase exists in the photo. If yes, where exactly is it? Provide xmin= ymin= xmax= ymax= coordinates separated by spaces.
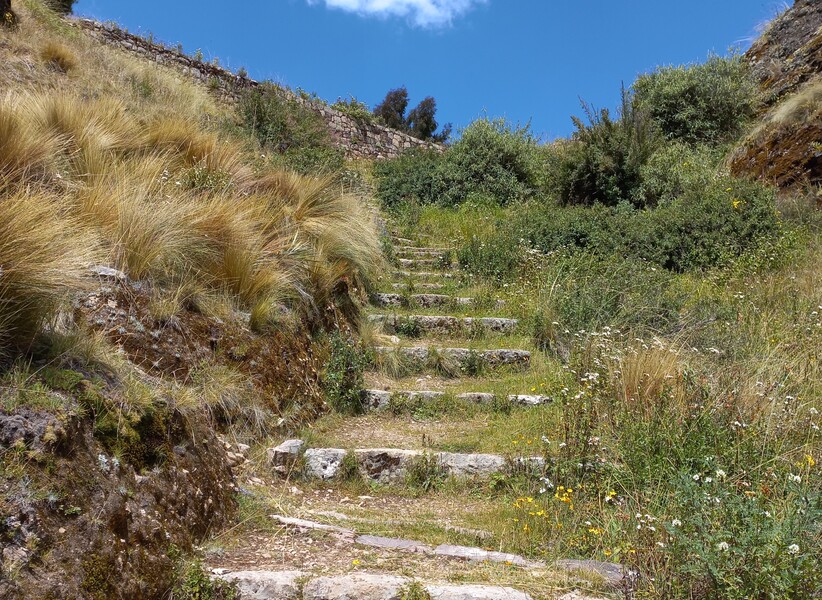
xmin=210 ymin=230 xmax=622 ymax=600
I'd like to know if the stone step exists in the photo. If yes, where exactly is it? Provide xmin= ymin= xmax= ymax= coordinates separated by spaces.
xmin=361 ymin=389 xmax=551 ymax=411
xmin=390 ymin=282 xmax=446 ymax=291
xmin=393 ymin=270 xmax=456 ymax=280
xmin=369 ymin=314 xmax=519 ymax=336
xmin=395 ymin=245 xmax=453 ymax=255
xmin=372 ymin=346 xmax=531 ymax=373
xmin=301 ymin=447 xmax=544 ymax=483
xmin=398 ymin=257 xmax=451 ymax=270
xmin=372 ymin=293 xmax=475 ymax=308
xmin=217 ymin=570 xmax=538 ymax=600
xmin=391 ymin=236 xmax=416 ymax=245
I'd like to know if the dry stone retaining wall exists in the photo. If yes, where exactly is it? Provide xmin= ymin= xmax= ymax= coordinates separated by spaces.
xmin=75 ymin=19 xmax=443 ymax=159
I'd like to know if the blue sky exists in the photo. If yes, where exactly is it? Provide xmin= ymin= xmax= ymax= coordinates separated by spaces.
xmin=74 ymin=0 xmax=783 ymax=140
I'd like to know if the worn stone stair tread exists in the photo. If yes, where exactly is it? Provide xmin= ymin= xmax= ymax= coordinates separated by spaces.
xmin=372 ymin=293 xmax=474 ymax=308
xmin=361 ymin=389 xmax=551 ymax=410
xmin=398 ymin=257 xmax=450 ymax=269
xmin=372 ymin=346 xmax=531 ymax=370
xmin=369 ymin=314 xmax=518 ymax=335
xmin=390 ymin=282 xmax=446 ymax=291
xmin=356 ymin=534 xmax=432 ymax=553
xmin=301 ymin=446 xmax=544 ymax=482
xmin=216 ymin=571 xmax=537 ymax=600
xmin=433 ymin=544 xmax=545 ymax=568
xmin=393 ymin=270 xmax=456 ymax=279
xmin=269 ymin=515 xmax=354 ymax=538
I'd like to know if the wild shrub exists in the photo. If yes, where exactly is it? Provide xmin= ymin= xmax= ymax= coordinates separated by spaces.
xmin=171 ymin=560 xmax=238 ymax=600
xmin=554 ymin=89 xmax=662 ymax=207
xmin=373 ymin=148 xmax=445 ymax=209
xmin=331 ymin=95 xmax=374 ymax=123
xmin=321 ymin=332 xmax=369 ymax=415
xmin=238 ymin=83 xmax=343 ymax=174
xmin=622 ymin=175 xmax=781 ymax=272
xmin=438 ymin=118 xmax=540 ymax=206
xmin=633 ymin=55 xmax=761 ymax=145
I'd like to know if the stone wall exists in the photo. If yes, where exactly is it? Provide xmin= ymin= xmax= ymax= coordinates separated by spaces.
xmin=75 ymin=19 xmax=443 ymax=160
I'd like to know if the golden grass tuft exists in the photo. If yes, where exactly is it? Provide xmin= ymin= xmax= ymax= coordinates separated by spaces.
xmin=40 ymin=40 xmax=77 ymax=73
xmin=0 ymin=191 xmax=97 ymax=353
xmin=0 ymin=93 xmax=62 ymax=189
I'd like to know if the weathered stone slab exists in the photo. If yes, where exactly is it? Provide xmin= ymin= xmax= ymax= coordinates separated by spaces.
xmin=217 ymin=570 xmax=304 ymax=600
xmin=426 ymin=584 xmax=534 ymax=600
xmin=436 ymin=453 xmax=506 ymax=478
xmin=510 ymin=395 xmax=551 ymax=406
xmin=267 ymin=439 xmax=304 ymax=475
xmin=398 ymin=258 xmax=441 ymax=269
xmin=356 ymin=535 xmax=433 ymax=553
xmin=393 ymin=270 xmax=455 ymax=279
xmin=555 ymin=559 xmax=627 ymax=589
xmin=463 ymin=317 xmax=519 ymax=334
xmin=433 ymin=544 xmax=545 ymax=568
xmin=361 ymin=390 xmax=392 ymax=410
xmin=390 ymin=282 xmax=445 ymax=291
xmin=269 ymin=515 xmax=354 ymax=538
xmin=412 ymin=294 xmax=469 ymax=308
xmin=373 ymin=293 xmax=404 ymax=307
xmin=303 ymin=448 xmax=346 ymax=480
xmin=355 ymin=448 xmax=421 ymax=483
xmin=303 ymin=573 xmax=409 ymax=600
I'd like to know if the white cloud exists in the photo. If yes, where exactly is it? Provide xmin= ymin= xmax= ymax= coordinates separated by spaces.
xmin=307 ymin=0 xmax=486 ymax=27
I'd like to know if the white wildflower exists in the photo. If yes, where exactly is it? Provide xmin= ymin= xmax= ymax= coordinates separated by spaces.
xmin=717 ymin=541 xmax=729 ymax=552
xmin=787 ymin=544 xmax=800 ymax=555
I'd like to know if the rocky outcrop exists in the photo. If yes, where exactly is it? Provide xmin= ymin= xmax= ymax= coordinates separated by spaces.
xmin=745 ymin=0 xmax=822 ymax=103
xmin=74 ymin=19 xmax=443 ymax=160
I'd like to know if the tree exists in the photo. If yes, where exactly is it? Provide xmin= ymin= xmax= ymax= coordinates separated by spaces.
xmin=47 ymin=0 xmax=76 ymax=14
xmin=374 ymin=87 xmax=451 ymax=142
xmin=373 ymin=87 xmax=409 ymax=131
xmin=406 ymin=97 xmax=439 ymax=140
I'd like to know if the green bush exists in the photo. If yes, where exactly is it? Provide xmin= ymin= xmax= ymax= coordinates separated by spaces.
xmin=238 ymin=83 xmax=343 ymax=174
xmin=633 ymin=55 xmax=761 ymax=145
xmin=622 ymin=175 xmax=780 ymax=272
xmin=554 ymin=90 xmax=662 ymax=207
xmin=373 ymin=149 xmax=445 ymax=210
xmin=463 ymin=171 xmax=780 ymax=277
xmin=172 ymin=560 xmax=238 ymax=600
xmin=321 ymin=331 xmax=370 ymax=415
xmin=374 ymin=118 xmax=540 ymax=208
xmin=331 ymin=95 xmax=375 ymax=124
xmin=636 ymin=142 xmax=722 ymax=207
xmin=438 ymin=118 xmax=540 ymax=207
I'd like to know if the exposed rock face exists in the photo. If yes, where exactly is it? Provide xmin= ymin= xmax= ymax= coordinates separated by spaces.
xmin=731 ymin=0 xmax=822 ymax=190
xmin=745 ymin=0 xmax=822 ymax=103
xmin=0 ymin=402 xmax=235 ymax=600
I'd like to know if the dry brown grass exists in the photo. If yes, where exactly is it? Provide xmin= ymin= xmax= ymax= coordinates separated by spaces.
xmin=0 ymin=191 xmax=97 ymax=353
xmin=40 ymin=40 xmax=77 ymax=72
